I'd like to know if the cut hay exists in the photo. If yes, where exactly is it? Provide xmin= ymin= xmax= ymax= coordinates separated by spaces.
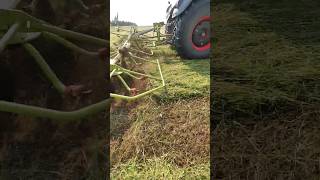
xmin=212 ymin=1 xmax=320 ymax=178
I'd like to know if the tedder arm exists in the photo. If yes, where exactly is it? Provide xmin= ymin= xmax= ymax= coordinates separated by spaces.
xmin=0 ymin=99 xmax=111 ymax=121
xmin=0 ymin=9 xmax=110 ymax=120
xmin=0 ymin=9 xmax=167 ymax=120
xmin=109 ymin=26 xmax=166 ymax=102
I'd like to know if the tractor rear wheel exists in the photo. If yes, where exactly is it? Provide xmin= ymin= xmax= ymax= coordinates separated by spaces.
xmin=173 ymin=0 xmax=210 ymax=59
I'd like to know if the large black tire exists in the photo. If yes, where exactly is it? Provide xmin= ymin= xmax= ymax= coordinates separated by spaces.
xmin=173 ymin=0 xmax=210 ymax=59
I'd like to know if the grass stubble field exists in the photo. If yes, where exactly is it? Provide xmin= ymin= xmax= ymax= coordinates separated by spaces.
xmin=109 ymin=26 xmax=210 ymax=179
xmin=212 ymin=0 xmax=320 ymax=179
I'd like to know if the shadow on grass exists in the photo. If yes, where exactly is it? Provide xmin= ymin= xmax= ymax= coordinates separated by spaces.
xmin=215 ymin=0 xmax=320 ymax=47
xmin=212 ymin=0 xmax=320 ymax=119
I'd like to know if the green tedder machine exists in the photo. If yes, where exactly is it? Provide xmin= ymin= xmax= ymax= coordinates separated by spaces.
xmin=0 ymin=0 xmax=166 ymax=120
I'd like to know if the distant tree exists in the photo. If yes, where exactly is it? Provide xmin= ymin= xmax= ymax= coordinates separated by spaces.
xmin=111 ymin=13 xmax=137 ymax=26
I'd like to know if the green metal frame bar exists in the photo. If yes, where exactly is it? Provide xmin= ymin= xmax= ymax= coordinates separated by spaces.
xmin=127 ymin=56 xmax=139 ymax=65
xmin=42 ymin=32 xmax=99 ymax=57
xmin=110 ymin=69 xmax=117 ymax=78
xmin=40 ymin=24 xmax=107 ymax=46
xmin=23 ymin=43 xmax=66 ymax=94
xmin=110 ymin=59 xmax=165 ymax=101
xmin=131 ymin=23 xmax=170 ymax=47
xmin=0 ymin=9 xmax=110 ymax=120
xmin=112 ymin=64 xmax=161 ymax=81
xmin=0 ymin=23 xmax=20 ymax=53
xmin=109 ymin=25 xmax=167 ymax=101
xmin=123 ymin=71 xmax=144 ymax=80
xmin=129 ymin=52 xmax=157 ymax=64
xmin=0 ymin=9 xmax=108 ymax=46
xmin=116 ymin=75 xmax=131 ymax=91
xmin=0 ymin=32 xmax=41 ymax=45
xmin=0 ymin=99 xmax=111 ymax=121
xmin=130 ymin=47 xmax=154 ymax=56
xmin=110 ymin=28 xmax=158 ymax=54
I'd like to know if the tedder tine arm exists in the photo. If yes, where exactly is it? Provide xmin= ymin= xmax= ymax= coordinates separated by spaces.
xmin=23 ymin=43 xmax=66 ymax=94
xmin=0 ymin=9 xmax=111 ymax=121
xmin=0 ymin=23 xmax=20 ymax=53
xmin=128 ymin=52 xmax=157 ymax=64
xmin=120 ymin=67 xmax=161 ymax=80
xmin=42 ymin=32 xmax=99 ymax=57
xmin=40 ymin=24 xmax=108 ymax=46
xmin=110 ymin=59 xmax=165 ymax=101
xmin=109 ymin=25 xmax=167 ymax=102
xmin=0 ymin=98 xmax=111 ymax=121
xmin=135 ymin=28 xmax=154 ymax=36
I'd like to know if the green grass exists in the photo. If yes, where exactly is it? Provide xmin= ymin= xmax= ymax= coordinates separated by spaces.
xmin=110 ymin=26 xmax=131 ymax=50
xmin=150 ymin=58 xmax=210 ymax=102
xmin=145 ymin=44 xmax=210 ymax=102
xmin=111 ymin=158 xmax=209 ymax=180
xmin=111 ymin=97 xmax=209 ymax=166
xmin=110 ymin=26 xmax=210 ymax=179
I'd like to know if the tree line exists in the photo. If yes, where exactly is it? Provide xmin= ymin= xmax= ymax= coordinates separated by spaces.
xmin=111 ymin=20 xmax=137 ymax=26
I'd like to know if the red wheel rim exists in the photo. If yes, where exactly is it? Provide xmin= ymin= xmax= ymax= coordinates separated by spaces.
xmin=190 ymin=16 xmax=211 ymax=51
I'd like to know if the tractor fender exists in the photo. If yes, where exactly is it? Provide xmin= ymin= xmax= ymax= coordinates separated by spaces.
xmin=171 ymin=0 xmax=193 ymax=19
